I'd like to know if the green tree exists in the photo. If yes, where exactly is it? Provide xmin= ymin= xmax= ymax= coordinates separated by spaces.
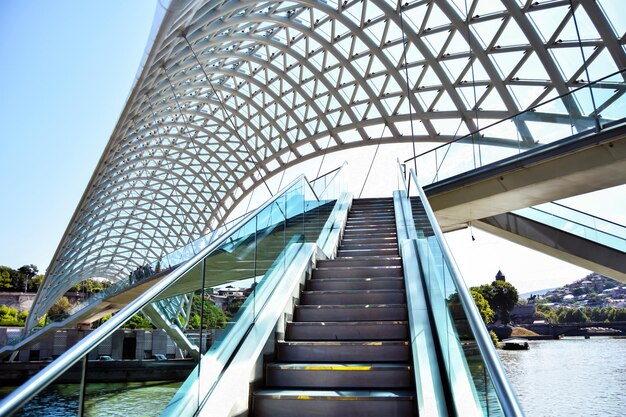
xmin=534 ymin=304 xmax=558 ymax=323
xmin=31 ymin=275 xmax=44 ymax=292
xmin=188 ymin=294 xmax=228 ymax=329
xmin=48 ymin=296 xmax=73 ymax=320
xmin=0 ymin=305 xmax=17 ymax=319
xmin=489 ymin=330 xmax=500 ymax=348
xmin=470 ymin=289 xmax=495 ymax=324
xmin=585 ymin=307 xmax=608 ymax=322
xmin=124 ymin=313 xmax=154 ymax=329
xmin=0 ymin=266 xmax=23 ymax=292
xmin=0 ymin=267 xmax=12 ymax=290
xmin=557 ymin=308 xmax=590 ymax=323
xmin=0 ymin=305 xmax=26 ymax=326
xmin=17 ymin=264 xmax=38 ymax=292
xmin=228 ymin=300 xmax=244 ymax=315
xmin=475 ymin=281 xmax=519 ymax=324
xmin=188 ymin=313 xmax=201 ymax=329
xmin=607 ymin=308 xmax=626 ymax=322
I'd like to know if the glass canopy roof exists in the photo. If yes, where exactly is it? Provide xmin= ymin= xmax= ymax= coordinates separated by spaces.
xmin=28 ymin=0 xmax=626 ymax=328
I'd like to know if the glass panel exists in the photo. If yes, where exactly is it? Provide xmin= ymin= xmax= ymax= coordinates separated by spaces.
xmin=408 ymin=184 xmax=507 ymax=416
xmin=413 ymin=69 xmax=626 ymax=186
xmin=514 ymin=203 xmax=626 ymax=252
xmin=2 ymin=165 xmax=349 ymax=416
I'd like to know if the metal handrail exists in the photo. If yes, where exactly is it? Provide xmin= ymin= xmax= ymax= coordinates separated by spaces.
xmin=308 ymin=161 xmax=348 ymax=202
xmin=14 ymin=164 xmax=347 ymax=345
xmin=408 ymin=168 xmax=525 ymax=417
xmin=404 ymin=68 xmax=626 ymax=164
xmin=310 ymin=161 xmax=348 ymax=183
xmin=0 ymin=169 xmax=336 ymax=416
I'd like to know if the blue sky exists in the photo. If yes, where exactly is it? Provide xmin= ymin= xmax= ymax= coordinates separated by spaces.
xmin=0 ymin=1 xmax=623 ymax=294
xmin=0 ymin=0 xmax=158 ymax=273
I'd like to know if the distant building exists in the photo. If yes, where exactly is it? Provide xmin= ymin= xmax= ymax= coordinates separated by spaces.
xmin=510 ymin=304 xmax=535 ymax=324
xmin=209 ymin=284 xmax=250 ymax=312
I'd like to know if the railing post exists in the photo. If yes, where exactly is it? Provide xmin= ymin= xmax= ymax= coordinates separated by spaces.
xmin=77 ymin=354 xmax=88 ymax=417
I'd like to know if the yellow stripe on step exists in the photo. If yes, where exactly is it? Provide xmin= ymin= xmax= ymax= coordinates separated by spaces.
xmin=303 ymin=365 xmax=372 ymax=371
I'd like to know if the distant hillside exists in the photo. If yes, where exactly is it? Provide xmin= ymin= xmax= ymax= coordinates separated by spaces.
xmin=536 ymin=273 xmax=624 ymax=307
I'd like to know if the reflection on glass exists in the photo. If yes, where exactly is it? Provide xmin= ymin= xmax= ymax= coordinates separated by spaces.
xmin=408 ymin=190 xmax=505 ymax=416
xmin=3 ymin=167 xmax=347 ymax=417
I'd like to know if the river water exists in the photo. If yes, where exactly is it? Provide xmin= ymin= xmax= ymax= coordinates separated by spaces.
xmin=498 ymin=336 xmax=626 ymax=417
xmin=0 ymin=381 xmax=182 ymax=417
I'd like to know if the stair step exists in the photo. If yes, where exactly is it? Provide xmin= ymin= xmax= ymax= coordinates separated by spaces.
xmin=301 ymin=289 xmax=406 ymax=305
xmin=342 ymin=230 xmax=396 ymax=238
xmin=307 ymin=277 xmax=404 ymax=291
xmin=351 ymin=201 xmax=394 ymax=206
xmin=339 ymin=242 xmax=399 ymax=251
xmin=345 ymin=218 xmax=395 ymax=224
xmin=311 ymin=264 xmax=403 ymax=279
xmin=265 ymin=363 xmax=413 ymax=388
xmin=253 ymin=389 xmax=416 ymax=417
xmin=343 ymin=224 xmax=397 ymax=230
xmin=348 ymin=213 xmax=394 ymax=217
xmin=286 ymin=321 xmax=409 ymax=341
xmin=345 ymin=221 xmax=396 ymax=228
xmin=294 ymin=304 xmax=408 ymax=322
xmin=336 ymin=248 xmax=399 ymax=257
xmin=340 ymin=237 xmax=398 ymax=247
xmin=312 ymin=266 xmax=402 ymax=279
xmin=316 ymin=257 xmax=401 ymax=268
xmin=348 ymin=211 xmax=395 ymax=218
xmin=276 ymin=340 xmax=410 ymax=362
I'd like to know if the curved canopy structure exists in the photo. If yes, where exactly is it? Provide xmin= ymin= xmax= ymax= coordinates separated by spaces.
xmin=29 ymin=0 xmax=626 ymax=327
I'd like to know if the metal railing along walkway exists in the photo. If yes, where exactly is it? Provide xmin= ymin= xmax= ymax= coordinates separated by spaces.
xmin=395 ymin=161 xmax=525 ymax=417
xmin=407 ymin=69 xmax=626 ymax=187
xmin=514 ymin=202 xmax=626 ymax=253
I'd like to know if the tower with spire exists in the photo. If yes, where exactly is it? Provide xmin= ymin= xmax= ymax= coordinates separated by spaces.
xmin=495 ymin=269 xmax=506 ymax=282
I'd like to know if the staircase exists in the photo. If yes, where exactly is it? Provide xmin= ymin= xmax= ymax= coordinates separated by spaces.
xmin=252 ymin=198 xmax=417 ymax=417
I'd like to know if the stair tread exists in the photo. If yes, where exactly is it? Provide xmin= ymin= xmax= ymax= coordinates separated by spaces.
xmin=254 ymin=389 xmax=415 ymax=399
xmin=267 ymin=363 xmax=410 ymax=370
xmin=309 ymin=276 xmax=404 ymax=281
xmin=278 ymin=340 xmax=408 ymax=346
xmin=287 ymin=321 xmax=407 ymax=326
xmin=329 ymin=255 xmax=402 ymax=261
xmin=315 ymin=266 xmax=401 ymax=270
xmin=302 ymin=289 xmax=404 ymax=294
xmin=296 ymin=303 xmax=406 ymax=308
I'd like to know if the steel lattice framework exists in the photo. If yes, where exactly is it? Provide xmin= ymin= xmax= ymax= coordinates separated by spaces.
xmin=28 ymin=0 xmax=626 ymax=328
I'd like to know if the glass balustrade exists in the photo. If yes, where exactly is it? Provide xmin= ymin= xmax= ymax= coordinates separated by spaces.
xmin=0 ymin=165 xmax=348 ymax=417
xmin=11 ymin=166 xmax=347 ymax=348
xmin=514 ymin=202 xmax=626 ymax=253
xmin=397 ymin=162 xmax=522 ymax=417
xmin=411 ymin=69 xmax=626 ymax=186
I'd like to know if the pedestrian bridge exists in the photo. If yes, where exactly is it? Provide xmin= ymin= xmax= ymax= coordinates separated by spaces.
xmin=2 ymin=0 xmax=626 ymax=415
xmin=0 ymin=165 xmax=524 ymax=416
